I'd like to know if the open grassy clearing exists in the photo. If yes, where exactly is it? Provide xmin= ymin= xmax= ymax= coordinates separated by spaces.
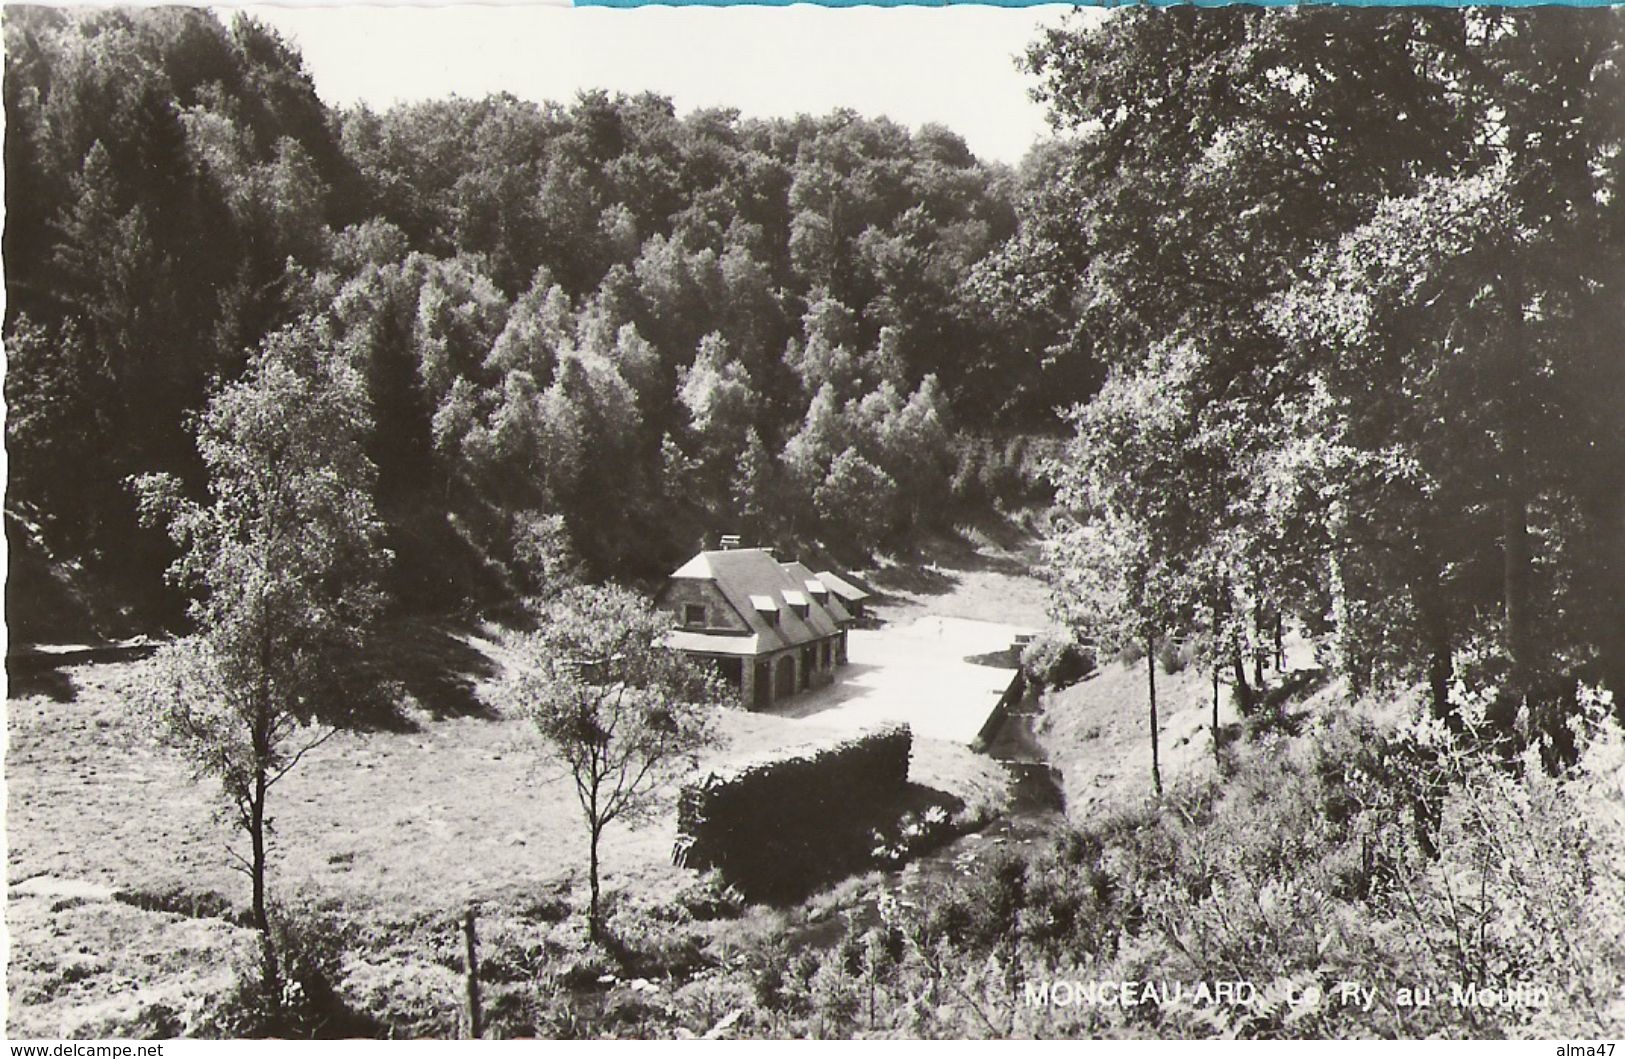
xmin=7 ymin=633 xmax=1008 ymax=910
xmin=6 ymin=889 xmax=251 ymax=1039
xmin=5 ymin=524 xmax=1045 ymax=1036
xmin=1035 ymin=635 xmax=1322 ymax=815
xmin=857 ymin=522 xmax=1052 ymax=631
xmin=5 ymin=605 xmax=1013 ymax=1036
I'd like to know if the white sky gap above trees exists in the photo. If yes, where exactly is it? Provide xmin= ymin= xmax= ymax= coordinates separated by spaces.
xmin=234 ymin=4 xmax=1107 ymax=166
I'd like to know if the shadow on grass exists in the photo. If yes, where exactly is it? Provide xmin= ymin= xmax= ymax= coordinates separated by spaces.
xmin=277 ymin=972 xmax=389 ymax=1040
xmin=964 ymin=647 xmax=1021 ymax=669
xmin=114 ymin=883 xmax=252 ymax=928
xmin=956 ymin=549 xmax=1035 ymax=579
xmin=961 ymin=512 xmax=1035 ymax=554
xmin=102 ymin=883 xmax=390 ymax=1037
xmin=1240 ymin=667 xmax=1331 ymax=741
xmin=864 ymin=521 xmax=1039 ymax=611
xmin=6 ymin=662 xmax=77 ymax=703
xmin=350 ymin=618 xmax=502 ymax=732
xmin=599 ymin=922 xmax=712 ymax=982
xmin=868 ymin=562 xmax=959 ymax=599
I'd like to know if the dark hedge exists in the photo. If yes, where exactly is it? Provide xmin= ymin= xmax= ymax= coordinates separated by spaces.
xmin=673 ymin=724 xmax=912 ymax=899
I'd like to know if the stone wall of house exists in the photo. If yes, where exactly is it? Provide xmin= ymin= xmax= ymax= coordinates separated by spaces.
xmin=657 ymin=579 xmax=749 ymax=633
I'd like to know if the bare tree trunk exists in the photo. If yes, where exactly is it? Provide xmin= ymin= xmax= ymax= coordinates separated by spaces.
xmin=1274 ymin=614 xmax=1284 ymax=672
xmin=1493 ymin=441 xmax=1533 ymax=736
xmin=1147 ymin=635 xmax=1162 ymax=797
xmin=1490 ymin=279 xmax=1534 ymax=737
xmin=1588 ymin=490 xmax=1625 ymax=727
xmin=1252 ymin=599 xmax=1265 ymax=688
xmin=1230 ymin=646 xmax=1253 ymax=714
xmin=588 ymin=822 xmax=603 ymax=941
xmin=463 ymin=909 xmax=482 ymax=1039
xmin=1212 ymin=663 xmax=1221 ymax=767
xmin=249 ymin=773 xmax=282 ymax=1017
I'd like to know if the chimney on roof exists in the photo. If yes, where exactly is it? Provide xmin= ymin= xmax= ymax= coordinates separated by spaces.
xmin=720 ymin=534 xmax=742 ymax=550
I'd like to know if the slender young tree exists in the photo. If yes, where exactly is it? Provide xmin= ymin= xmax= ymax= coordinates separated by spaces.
xmin=1146 ymin=632 xmax=1162 ymax=797
xmin=133 ymin=319 xmax=389 ymax=1015
xmin=487 ymin=585 xmax=727 ymax=939
xmin=1045 ymin=510 xmax=1187 ymax=798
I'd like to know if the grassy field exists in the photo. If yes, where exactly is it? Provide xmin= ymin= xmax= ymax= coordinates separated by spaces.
xmin=1034 ymin=635 xmax=1321 ymax=816
xmin=5 ymin=531 xmax=1033 ymax=1037
xmin=858 ymin=521 xmax=1051 ymax=631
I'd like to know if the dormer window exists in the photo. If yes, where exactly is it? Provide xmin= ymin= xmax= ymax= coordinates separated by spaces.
xmin=783 ymin=590 xmax=810 ymax=619
xmin=750 ymin=594 xmax=780 ymax=627
xmin=683 ymin=604 xmax=707 ymax=628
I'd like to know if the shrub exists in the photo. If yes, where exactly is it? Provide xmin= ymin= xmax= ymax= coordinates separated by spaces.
xmin=1021 ymin=633 xmax=1095 ymax=689
xmin=337 ymin=955 xmax=461 ymax=1039
xmin=949 ymin=441 xmax=988 ymax=506
xmin=858 ymin=696 xmax=1625 ymax=1038
xmin=1155 ymin=637 xmax=1194 ymax=675
xmin=869 ymin=805 xmax=954 ymax=868
xmin=518 ymin=888 xmax=574 ymax=925
xmin=675 ymin=871 xmax=747 ymax=922
xmin=509 ymin=510 xmax=582 ymax=599
xmin=671 ymin=973 xmax=760 ymax=1038
xmin=188 ymin=899 xmax=383 ymax=1038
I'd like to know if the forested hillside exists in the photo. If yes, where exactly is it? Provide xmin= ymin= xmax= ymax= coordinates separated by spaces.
xmin=1019 ymin=7 xmax=1625 ymax=750
xmin=4 ymin=6 xmax=1068 ymax=631
xmin=7 ymin=5 xmax=1621 ymax=744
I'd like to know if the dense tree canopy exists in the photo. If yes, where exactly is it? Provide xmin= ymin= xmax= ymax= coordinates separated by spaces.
xmin=4 ymin=6 xmax=1055 ymax=629
xmin=1030 ymin=7 xmax=1625 ymax=756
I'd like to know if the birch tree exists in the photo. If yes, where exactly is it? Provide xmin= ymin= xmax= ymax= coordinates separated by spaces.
xmin=133 ymin=319 xmax=389 ymax=1014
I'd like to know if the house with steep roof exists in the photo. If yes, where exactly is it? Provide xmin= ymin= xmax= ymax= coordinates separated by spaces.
xmin=656 ymin=547 xmax=858 ymax=709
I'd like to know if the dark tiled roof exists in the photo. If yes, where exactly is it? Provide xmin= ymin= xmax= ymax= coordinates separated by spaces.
xmin=780 ymin=559 xmax=853 ymax=625
xmin=667 ymin=548 xmax=848 ymax=653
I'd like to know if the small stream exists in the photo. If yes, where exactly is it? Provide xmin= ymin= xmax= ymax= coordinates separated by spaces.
xmin=898 ymin=697 xmax=1067 ymax=886
xmin=786 ymin=696 xmax=1067 ymax=948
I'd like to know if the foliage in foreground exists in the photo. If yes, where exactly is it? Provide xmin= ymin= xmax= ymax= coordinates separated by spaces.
xmin=169 ymin=685 xmax=1625 ymax=1039
xmin=717 ymin=692 xmax=1625 ymax=1039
